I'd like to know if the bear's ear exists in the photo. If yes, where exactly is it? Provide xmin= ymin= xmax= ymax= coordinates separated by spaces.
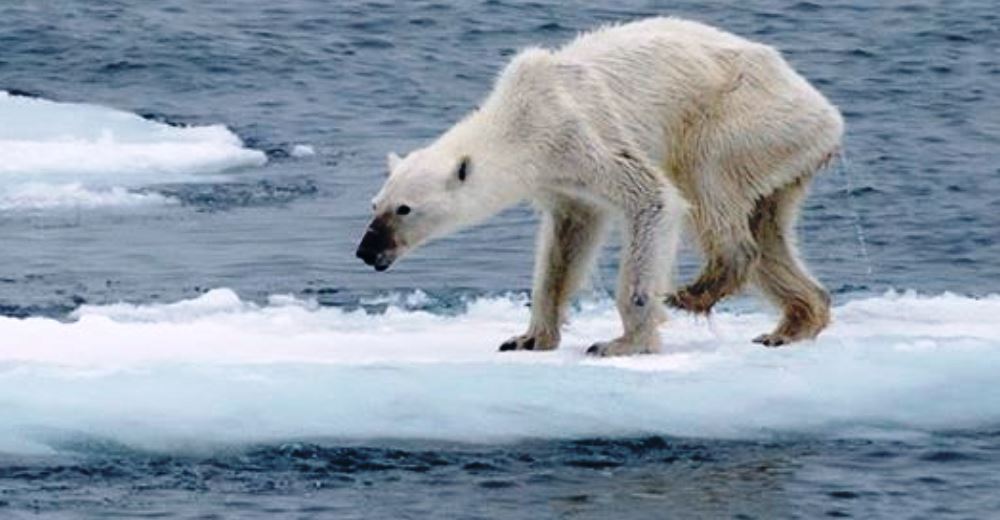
xmin=386 ymin=152 xmax=403 ymax=174
xmin=456 ymin=156 xmax=471 ymax=182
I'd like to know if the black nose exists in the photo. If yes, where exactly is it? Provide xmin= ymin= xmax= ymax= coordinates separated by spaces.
xmin=356 ymin=216 xmax=395 ymax=270
xmin=355 ymin=246 xmax=377 ymax=264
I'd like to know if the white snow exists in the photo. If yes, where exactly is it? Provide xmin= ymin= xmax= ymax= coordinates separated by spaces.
xmin=0 ymin=182 xmax=177 ymax=210
xmin=1 ymin=289 xmax=998 ymax=454
xmin=0 ymin=91 xmax=265 ymax=210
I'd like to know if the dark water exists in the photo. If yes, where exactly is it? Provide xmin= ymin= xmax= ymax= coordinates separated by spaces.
xmin=2 ymin=0 xmax=999 ymax=518
xmin=3 ymin=433 xmax=1000 ymax=519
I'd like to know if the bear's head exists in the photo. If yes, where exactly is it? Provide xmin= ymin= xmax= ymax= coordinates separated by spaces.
xmin=356 ymin=147 xmax=516 ymax=271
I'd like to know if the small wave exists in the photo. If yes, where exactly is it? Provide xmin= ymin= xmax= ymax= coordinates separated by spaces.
xmin=290 ymin=144 xmax=316 ymax=157
xmin=153 ymin=177 xmax=318 ymax=212
xmin=0 ymin=290 xmax=998 ymax=453
xmin=0 ymin=183 xmax=176 ymax=211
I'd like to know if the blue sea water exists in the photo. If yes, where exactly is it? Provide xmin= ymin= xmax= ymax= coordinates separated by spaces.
xmin=1 ymin=0 xmax=999 ymax=518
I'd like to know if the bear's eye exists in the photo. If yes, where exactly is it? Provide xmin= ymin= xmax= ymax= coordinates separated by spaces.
xmin=396 ymin=204 xmax=412 ymax=216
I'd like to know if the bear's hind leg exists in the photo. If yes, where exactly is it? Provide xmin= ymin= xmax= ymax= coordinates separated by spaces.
xmin=500 ymin=198 xmax=607 ymax=352
xmin=749 ymin=179 xmax=830 ymax=347
xmin=667 ymin=197 xmax=760 ymax=314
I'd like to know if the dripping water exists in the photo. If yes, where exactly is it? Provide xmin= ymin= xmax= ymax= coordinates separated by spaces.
xmin=837 ymin=150 xmax=875 ymax=279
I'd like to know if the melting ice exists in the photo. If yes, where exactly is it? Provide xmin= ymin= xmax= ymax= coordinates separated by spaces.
xmin=1 ymin=289 xmax=998 ymax=454
xmin=0 ymin=91 xmax=265 ymax=210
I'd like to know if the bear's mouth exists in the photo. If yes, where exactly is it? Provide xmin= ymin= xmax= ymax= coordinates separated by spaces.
xmin=356 ymin=247 xmax=396 ymax=272
xmin=356 ymin=214 xmax=400 ymax=272
xmin=371 ymin=253 xmax=394 ymax=272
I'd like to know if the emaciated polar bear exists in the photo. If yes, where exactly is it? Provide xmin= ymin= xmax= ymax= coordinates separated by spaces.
xmin=356 ymin=18 xmax=843 ymax=356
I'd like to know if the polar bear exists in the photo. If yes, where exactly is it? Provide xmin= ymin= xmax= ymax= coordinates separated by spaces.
xmin=356 ymin=17 xmax=842 ymax=356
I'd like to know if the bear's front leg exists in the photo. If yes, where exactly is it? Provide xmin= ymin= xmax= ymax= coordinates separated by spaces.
xmin=587 ymin=189 xmax=683 ymax=357
xmin=500 ymin=199 xmax=607 ymax=352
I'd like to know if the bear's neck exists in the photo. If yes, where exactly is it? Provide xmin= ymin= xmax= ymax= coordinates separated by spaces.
xmin=434 ymin=109 xmax=544 ymax=205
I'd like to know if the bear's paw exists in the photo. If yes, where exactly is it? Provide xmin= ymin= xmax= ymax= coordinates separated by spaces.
xmin=498 ymin=331 xmax=559 ymax=352
xmin=585 ymin=337 xmax=660 ymax=357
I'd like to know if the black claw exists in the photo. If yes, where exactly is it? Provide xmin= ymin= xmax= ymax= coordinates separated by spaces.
xmin=586 ymin=344 xmax=601 ymax=356
xmin=499 ymin=341 xmax=517 ymax=352
xmin=523 ymin=338 xmax=535 ymax=351
xmin=753 ymin=335 xmax=786 ymax=348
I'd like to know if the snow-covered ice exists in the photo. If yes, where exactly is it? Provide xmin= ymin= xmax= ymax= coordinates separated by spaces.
xmin=1 ymin=289 xmax=997 ymax=454
xmin=0 ymin=91 xmax=265 ymax=211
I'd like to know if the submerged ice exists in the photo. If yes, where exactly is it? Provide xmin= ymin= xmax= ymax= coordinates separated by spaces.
xmin=0 ymin=290 xmax=998 ymax=454
xmin=0 ymin=90 xmax=266 ymax=210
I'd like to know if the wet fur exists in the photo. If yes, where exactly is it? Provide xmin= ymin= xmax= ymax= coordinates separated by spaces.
xmin=373 ymin=18 xmax=843 ymax=356
xmin=503 ymin=20 xmax=841 ymax=354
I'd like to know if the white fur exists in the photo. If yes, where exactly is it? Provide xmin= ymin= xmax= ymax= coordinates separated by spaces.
xmin=386 ymin=152 xmax=402 ymax=172
xmin=371 ymin=17 xmax=843 ymax=355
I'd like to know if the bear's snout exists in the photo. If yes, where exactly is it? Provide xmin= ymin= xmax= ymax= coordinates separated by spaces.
xmin=356 ymin=216 xmax=397 ymax=271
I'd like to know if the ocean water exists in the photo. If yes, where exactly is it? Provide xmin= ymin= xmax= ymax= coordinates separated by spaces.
xmin=1 ymin=0 xmax=998 ymax=518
